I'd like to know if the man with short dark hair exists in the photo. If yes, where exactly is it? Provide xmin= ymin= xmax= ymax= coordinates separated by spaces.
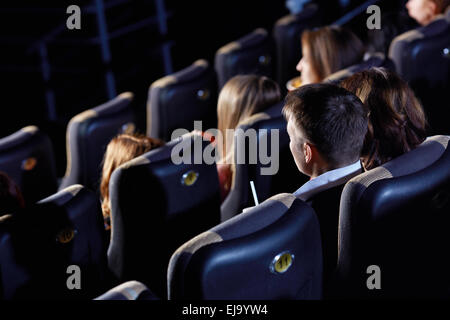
xmin=283 ymin=83 xmax=368 ymax=295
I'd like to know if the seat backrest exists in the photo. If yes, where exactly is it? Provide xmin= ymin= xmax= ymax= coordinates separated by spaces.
xmin=272 ymin=3 xmax=322 ymax=88
xmin=147 ymin=59 xmax=218 ymax=141
xmin=337 ymin=135 xmax=450 ymax=298
xmin=389 ymin=16 xmax=450 ymax=134
xmin=60 ymin=92 xmax=135 ymax=191
xmin=220 ymin=102 xmax=308 ymax=222
xmin=325 ymin=52 xmax=395 ymax=83
xmin=0 ymin=185 xmax=108 ymax=299
xmin=107 ymin=133 xmax=221 ymax=299
xmin=168 ymin=193 xmax=323 ymax=300
xmin=0 ymin=126 xmax=57 ymax=205
xmin=214 ymin=28 xmax=274 ymax=90
xmin=95 ymin=280 xmax=158 ymax=300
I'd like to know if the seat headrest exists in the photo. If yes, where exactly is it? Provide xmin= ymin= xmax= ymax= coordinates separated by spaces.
xmin=168 ymin=193 xmax=323 ymax=299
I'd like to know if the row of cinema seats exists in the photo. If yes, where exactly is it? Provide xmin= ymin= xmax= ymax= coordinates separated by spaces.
xmin=0 ymin=2 xmax=449 ymax=300
xmin=1 ymin=132 xmax=449 ymax=299
xmin=2 ymin=2 xmax=447 ymax=203
xmin=0 ymin=93 xmax=304 ymax=218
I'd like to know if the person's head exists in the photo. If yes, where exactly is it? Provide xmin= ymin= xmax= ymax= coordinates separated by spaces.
xmin=217 ymin=75 xmax=281 ymax=161
xmin=283 ymin=83 xmax=368 ymax=178
xmin=297 ymin=26 xmax=365 ymax=85
xmin=406 ymin=0 xmax=450 ymax=25
xmin=100 ymin=133 xmax=164 ymax=220
xmin=366 ymin=11 xmax=419 ymax=55
xmin=340 ymin=67 xmax=428 ymax=170
xmin=0 ymin=171 xmax=25 ymax=216
xmin=286 ymin=0 xmax=312 ymax=15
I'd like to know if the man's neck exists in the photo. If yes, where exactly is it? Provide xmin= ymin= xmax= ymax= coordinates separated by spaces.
xmin=309 ymin=160 xmax=358 ymax=179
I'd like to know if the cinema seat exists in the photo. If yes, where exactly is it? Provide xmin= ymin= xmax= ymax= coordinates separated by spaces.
xmin=336 ymin=135 xmax=450 ymax=298
xmin=0 ymin=185 xmax=108 ymax=300
xmin=220 ymin=102 xmax=308 ymax=221
xmin=272 ymin=3 xmax=322 ymax=89
xmin=0 ymin=126 xmax=57 ymax=205
xmin=168 ymin=193 xmax=323 ymax=300
xmin=389 ymin=15 xmax=450 ymax=134
xmin=146 ymin=59 xmax=218 ymax=141
xmin=95 ymin=281 xmax=158 ymax=300
xmin=215 ymin=28 xmax=274 ymax=90
xmin=107 ymin=133 xmax=221 ymax=299
xmin=59 ymin=92 xmax=135 ymax=191
xmin=325 ymin=52 xmax=395 ymax=83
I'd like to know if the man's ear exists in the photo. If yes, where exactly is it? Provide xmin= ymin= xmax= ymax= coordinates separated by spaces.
xmin=303 ymin=142 xmax=313 ymax=164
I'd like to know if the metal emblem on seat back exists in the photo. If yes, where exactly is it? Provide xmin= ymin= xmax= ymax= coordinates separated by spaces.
xmin=22 ymin=157 xmax=37 ymax=171
xmin=181 ymin=170 xmax=199 ymax=186
xmin=56 ymin=228 xmax=77 ymax=244
xmin=270 ymin=251 xmax=294 ymax=274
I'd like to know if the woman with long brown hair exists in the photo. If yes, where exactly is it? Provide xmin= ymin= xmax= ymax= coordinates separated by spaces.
xmin=216 ymin=75 xmax=281 ymax=201
xmin=100 ymin=133 xmax=163 ymax=232
xmin=296 ymin=25 xmax=365 ymax=85
xmin=340 ymin=67 xmax=428 ymax=170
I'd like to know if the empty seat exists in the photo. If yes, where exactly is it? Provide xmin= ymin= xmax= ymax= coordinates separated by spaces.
xmin=221 ymin=102 xmax=309 ymax=221
xmin=389 ymin=15 xmax=450 ymax=134
xmin=60 ymin=92 xmax=135 ymax=191
xmin=215 ymin=28 xmax=274 ymax=90
xmin=325 ymin=52 xmax=396 ymax=83
xmin=272 ymin=3 xmax=322 ymax=88
xmin=146 ymin=59 xmax=218 ymax=141
xmin=95 ymin=280 xmax=158 ymax=300
xmin=336 ymin=135 xmax=450 ymax=298
xmin=0 ymin=185 xmax=108 ymax=299
xmin=0 ymin=126 xmax=57 ymax=205
xmin=107 ymin=133 xmax=221 ymax=299
xmin=168 ymin=193 xmax=323 ymax=300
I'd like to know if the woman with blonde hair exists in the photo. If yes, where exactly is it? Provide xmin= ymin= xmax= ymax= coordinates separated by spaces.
xmin=100 ymin=133 xmax=163 ymax=232
xmin=216 ymin=75 xmax=281 ymax=201
xmin=296 ymin=25 xmax=365 ymax=85
xmin=340 ymin=67 xmax=428 ymax=170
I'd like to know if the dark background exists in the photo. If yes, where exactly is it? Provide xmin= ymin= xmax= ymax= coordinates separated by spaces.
xmin=0 ymin=0 xmax=407 ymax=176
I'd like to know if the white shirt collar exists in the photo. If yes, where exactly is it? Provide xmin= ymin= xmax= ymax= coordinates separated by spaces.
xmin=294 ymin=160 xmax=362 ymax=201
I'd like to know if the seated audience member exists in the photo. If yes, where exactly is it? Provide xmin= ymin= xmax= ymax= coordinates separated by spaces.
xmin=282 ymin=83 xmax=368 ymax=291
xmin=217 ymin=75 xmax=281 ymax=202
xmin=296 ymin=25 xmax=365 ymax=85
xmin=285 ymin=0 xmax=312 ymax=14
xmin=366 ymin=11 xmax=419 ymax=56
xmin=0 ymin=171 xmax=25 ymax=217
xmin=100 ymin=133 xmax=164 ymax=234
xmin=405 ymin=0 xmax=450 ymax=26
xmin=340 ymin=67 xmax=428 ymax=170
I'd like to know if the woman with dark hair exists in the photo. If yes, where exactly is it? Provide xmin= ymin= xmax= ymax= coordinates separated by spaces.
xmin=295 ymin=25 xmax=365 ymax=85
xmin=100 ymin=133 xmax=164 ymax=232
xmin=340 ymin=67 xmax=428 ymax=170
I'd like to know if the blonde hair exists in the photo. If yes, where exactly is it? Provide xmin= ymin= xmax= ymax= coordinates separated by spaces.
xmin=217 ymin=75 xmax=281 ymax=164
xmin=301 ymin=26 xmax=365 ymax=81
xmin=100 ymin=133 xmax=164 ymax=221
